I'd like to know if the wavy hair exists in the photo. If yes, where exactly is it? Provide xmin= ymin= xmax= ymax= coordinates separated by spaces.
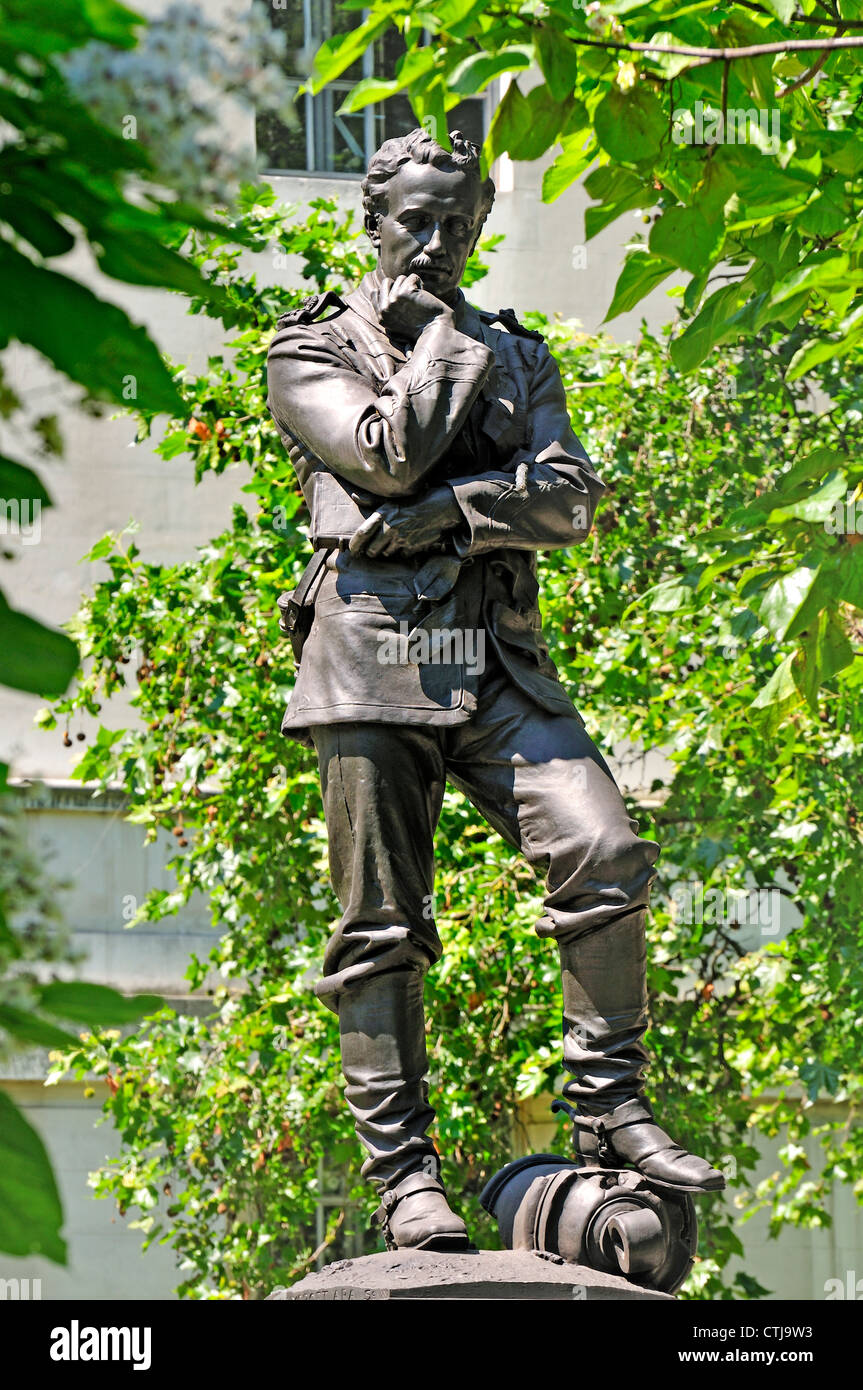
xmin=362 ymin=127 xmax=496 ymax=238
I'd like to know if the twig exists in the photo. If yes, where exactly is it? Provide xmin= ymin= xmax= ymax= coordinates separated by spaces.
xmin=288 ymin=1208 xmax=345 ymax=1278
xmin=778 ymin=29 xmax=843 ymax=95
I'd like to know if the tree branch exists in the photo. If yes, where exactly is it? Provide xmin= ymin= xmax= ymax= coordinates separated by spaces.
xmin=565 ymin=33 xmax=863 ymax=65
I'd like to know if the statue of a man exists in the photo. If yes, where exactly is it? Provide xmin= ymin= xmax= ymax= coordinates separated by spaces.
xmin=266 ymin=127 xmax=724 ymax=1252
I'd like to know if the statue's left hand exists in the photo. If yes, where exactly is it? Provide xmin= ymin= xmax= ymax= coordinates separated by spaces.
xmin=348 ymin=487 xmax=462 ymax=558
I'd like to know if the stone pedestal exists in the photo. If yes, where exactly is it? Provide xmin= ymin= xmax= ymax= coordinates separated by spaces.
xmin=268 ymin=1249 xmax=674 ymax=1301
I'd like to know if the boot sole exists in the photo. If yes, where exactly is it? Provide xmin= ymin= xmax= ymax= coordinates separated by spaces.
xmin=639 ymin=1173 xmax=727 ymax=1195
xmin=403 ymin=1232 xmax=476 ymax=1253
xmin=572 ymin=1157 xmax=727 ymax=1195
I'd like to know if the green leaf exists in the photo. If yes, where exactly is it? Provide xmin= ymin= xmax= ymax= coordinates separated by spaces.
xmin=799 ymin=1059 xmax=840 ymax=1101
xmin=758 ymin=566 xmax=820 ymax=642
xmin=835 ymin=547 xmax=863 ymax=611
xmin=797 ymin=183 xmax=849 ymax=241
xmin=534 ymin=27 xmax=579 ymax=103
xmin=507 ymin=85 xmax=572 ymax=163
xmin=0 ymin=455 xmax=52 ymax=508
xmin=486 ymin=79 xmax=529 ymax=165
xmin=542 ymin=133 xmax=598 ymax=203
xmin=760 ymin=0 xmax=796 ymax=23
xmin=794 ymin=609 xmax=855 ymax=707
xmin=308 ymin=14 xmax=394 ymax=92
xmin=604 ymin=251 xmax=675 ymax=323
xmin=584 ymin=166 xmax=653 ymax=239
xmin=642 ymin=31 xmax=695 ymax=79
xmin=0 ymin=1005 xmax=78 ymax=1051
xmin=788 ymin=305 xmax=863 ymax=381
xmin=0 ymin=1090 xmax=66 ymax=1264
xmin=650 ymin=206 xmax=724 ymax=277
xmin=0 ymin=0 xmax=141 ymax=55
xmin=751 ymin=653 xmax=797 ymax=709
xmin=0 ymin=592 xmax=78 ymax=697
xmin=0 ymin=242 xmax=183 ymax=413
xmin=0 ymin=197 xmax=76 ymax=258
xmin=449 ymin=47 xmax=532 ymax=96
xmin=768 ymin=253 xmax=851 ymax=310
xmin=37 ymin=982 xmax=163 ymax=1026
xmin=409 ymin=78 xmax=448 ymax=151
xmin=780 ymin=447 xmax=851 ymax=491
xmin=337 ymin=75 xmax=401 ymax=113
xmin=766 ymin=472 xmax=848 ymax=526
xmin=670 ymin=281 xmax=750 ymax=372
xmin=93 ymin=227 xmax=222 ymax=301
xmin=644 ymin=577 xmax=692 ymax=613
xmin=595 ymin=86 xmax=665 ymax=165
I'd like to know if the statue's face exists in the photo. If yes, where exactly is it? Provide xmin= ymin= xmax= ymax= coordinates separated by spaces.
xmin=370 ymin=160 xmax=485 ymax=302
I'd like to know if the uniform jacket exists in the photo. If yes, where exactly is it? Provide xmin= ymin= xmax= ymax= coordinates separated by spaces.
xmin=266 ymin=265 xmax=606 ymax=747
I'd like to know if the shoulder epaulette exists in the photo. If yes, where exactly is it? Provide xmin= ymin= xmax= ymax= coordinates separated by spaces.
xmin=478 ymin=306 xmax=545 ymax=342
xmin=276 ymin=290 xmax=348 ymax=331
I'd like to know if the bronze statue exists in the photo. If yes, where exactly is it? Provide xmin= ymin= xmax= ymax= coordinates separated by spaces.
xmin=266 ymin=127 xmax=724 ymax=1253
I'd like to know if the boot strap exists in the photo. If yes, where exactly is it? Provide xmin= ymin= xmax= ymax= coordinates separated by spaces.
xmin=566 ymin=1099 xmax=659 ymax=1164
xmin=372 ymin=1172 xmax=445 ymax=1246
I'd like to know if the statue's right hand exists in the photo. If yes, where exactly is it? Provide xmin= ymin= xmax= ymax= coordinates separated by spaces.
xmin=371 ymin=274 xmax=453 ymax=342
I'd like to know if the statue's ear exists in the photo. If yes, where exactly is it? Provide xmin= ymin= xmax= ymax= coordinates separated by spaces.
xmin=364 ymin=213 xmax=381 ymax=248
xmin=469 ymin=213 xmax=488 ymax=256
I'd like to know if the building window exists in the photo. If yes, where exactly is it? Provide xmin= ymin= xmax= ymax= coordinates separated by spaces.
xmin=256 ymin=0 xmax=491 ymax=177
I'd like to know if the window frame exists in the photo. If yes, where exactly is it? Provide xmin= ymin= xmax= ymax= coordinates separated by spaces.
xmin=257 ymin=1 xmax=496 ymax=180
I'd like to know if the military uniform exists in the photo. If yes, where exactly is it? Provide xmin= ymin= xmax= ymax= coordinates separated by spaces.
xmin=268 ymin=267 xmax=607 ymax=739
xmin=265 ymin=267 xmax=721 ymax=1209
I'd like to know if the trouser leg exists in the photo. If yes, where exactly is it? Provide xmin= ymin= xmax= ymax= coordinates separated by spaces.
xmin=557 ymin=910 xmax=650 ymax=1114
xmin=336 ymin=967 xmax=437 ymax=1189
xmin=311 ymin=722 xmax=447 ymax=1006
xmin=309 ymin=722 xmax=473 ymax=1238
xmin=309 ymin=723 xmax=444 ymax=1187
xmin=446 ymin=674 xmax=659 ymax=1111
xmin=445 ymin=674 xmax=725 ymax=1190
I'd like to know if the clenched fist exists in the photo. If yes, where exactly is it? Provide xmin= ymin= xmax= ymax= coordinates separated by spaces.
xmin=368 ymin=274 xmax=453 ymax=343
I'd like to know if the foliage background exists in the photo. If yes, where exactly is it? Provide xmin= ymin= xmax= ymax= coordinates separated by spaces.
xmin=0 ymin=0 xmax=294 ymax=1266
xmin=2 ymin=0 xmax=861 ymax=1301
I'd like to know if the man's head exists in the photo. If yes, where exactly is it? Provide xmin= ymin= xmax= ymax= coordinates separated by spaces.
xmin=362 ymin=127 xmax=496 ymax=303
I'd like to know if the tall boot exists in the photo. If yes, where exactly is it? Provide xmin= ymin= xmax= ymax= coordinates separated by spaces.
xmin=553 ymin=911 xmax=725 ymax=1193
xmin=337 ymin=966 xmax=472 ymax=1250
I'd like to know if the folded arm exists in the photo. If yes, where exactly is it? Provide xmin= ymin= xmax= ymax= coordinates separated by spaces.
xmin=266 ymin=315 xmax=494 ymax=500
xmin=445 ymin=340 xmax=606 ymax=554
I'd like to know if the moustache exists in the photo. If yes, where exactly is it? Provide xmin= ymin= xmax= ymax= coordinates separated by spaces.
xmin=410 ymin=256 xmax=453 ymax=276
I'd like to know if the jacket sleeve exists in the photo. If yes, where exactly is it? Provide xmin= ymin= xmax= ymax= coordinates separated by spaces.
xmin=266 ymin=315 xmax=494 ymax=500
xmin=445 ymin=339 xmax=606 ymax=554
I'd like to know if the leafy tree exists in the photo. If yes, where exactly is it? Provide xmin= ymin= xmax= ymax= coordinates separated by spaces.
xmin=47 ymin=185 xmax=862 ymax=1299
xmin=0 ymin=0 xmax=289 ymax=1264
xmin=302 ymin=0 xmax=863 ymax=711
